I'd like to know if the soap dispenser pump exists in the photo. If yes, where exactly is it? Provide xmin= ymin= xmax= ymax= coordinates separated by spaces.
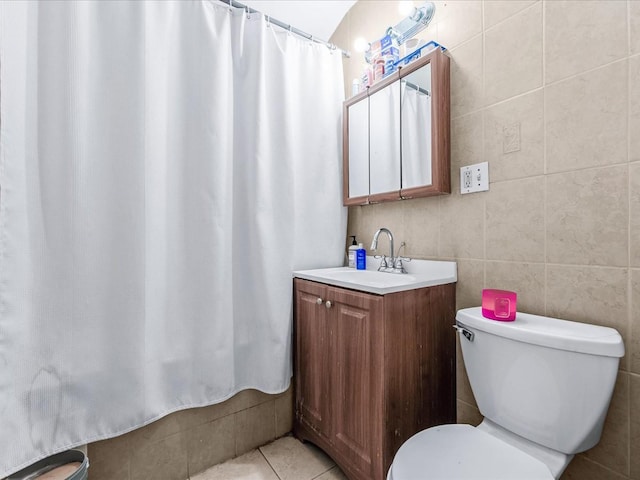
xmin=347 ymin=236 xmax=358 ymax=268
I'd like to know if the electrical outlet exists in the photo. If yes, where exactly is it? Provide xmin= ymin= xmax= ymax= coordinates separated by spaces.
xmin=463 ymin=169 xmax=472 ymax=189
xmin=460 ymin=162 xmax=489 ymax=194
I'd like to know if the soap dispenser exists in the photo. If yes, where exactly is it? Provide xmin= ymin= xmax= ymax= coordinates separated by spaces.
xmin=347 ymin=236 xmax=358 ymax=268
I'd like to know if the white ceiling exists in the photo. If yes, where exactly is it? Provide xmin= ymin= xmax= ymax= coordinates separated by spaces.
xmin=240 ymin=0 xmax=356 ymax=42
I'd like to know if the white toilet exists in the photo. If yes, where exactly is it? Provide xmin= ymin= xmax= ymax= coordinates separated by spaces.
xmin=387 ymin=306 xmax=624 ymax=480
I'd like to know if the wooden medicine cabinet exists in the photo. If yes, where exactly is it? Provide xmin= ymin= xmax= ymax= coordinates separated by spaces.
xmin=343 ymin=47 xmax=450 ymax=205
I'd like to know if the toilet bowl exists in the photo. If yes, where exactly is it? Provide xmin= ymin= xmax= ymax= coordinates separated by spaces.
xmin=387 ymin=307 xmax=624 ymax=480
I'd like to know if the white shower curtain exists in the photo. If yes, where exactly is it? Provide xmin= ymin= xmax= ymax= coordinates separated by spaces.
xmin=0 ymin=1 xmax=346 ymax=476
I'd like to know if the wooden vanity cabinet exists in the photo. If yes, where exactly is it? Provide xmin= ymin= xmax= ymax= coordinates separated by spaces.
xmin=293 ymin=278 xmax=456 ymax=480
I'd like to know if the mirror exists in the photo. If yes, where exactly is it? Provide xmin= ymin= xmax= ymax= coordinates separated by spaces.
xmin=369 ymin=81 xmax=401 ymax=195
xmin=343 ymin=47 xmax=450 ymax=205
xmin=401 ymin=63 xmax=432 ymax=189
xmin=347 ymin=98 xmax=369 ymax=199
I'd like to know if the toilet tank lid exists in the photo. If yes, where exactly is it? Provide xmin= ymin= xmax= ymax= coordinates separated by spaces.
xmin=456 ymin=307 xmax=624 ymax=358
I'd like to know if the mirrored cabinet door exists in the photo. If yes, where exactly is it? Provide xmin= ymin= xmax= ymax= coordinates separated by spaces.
xmin=347 ymin=98 xmax=370 ymax=201
xmin=369 ymin=81 xmax=401 ymax=198
xmin=401 ymin=64 xmax=432 ymax=189
xmin=399 ymin=47 xmax=450 ymax=199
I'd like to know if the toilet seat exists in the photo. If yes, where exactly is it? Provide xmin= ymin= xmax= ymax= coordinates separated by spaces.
xmin=388 ymin=424 xmax=554 ymax=480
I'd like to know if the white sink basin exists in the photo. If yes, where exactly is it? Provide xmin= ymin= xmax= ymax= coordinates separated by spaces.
xmin=294 ymin=257 xmax=457 ymax=295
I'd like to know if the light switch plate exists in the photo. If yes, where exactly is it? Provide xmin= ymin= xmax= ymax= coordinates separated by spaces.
xmin=460 ymin=162 xmax=489 ymax=194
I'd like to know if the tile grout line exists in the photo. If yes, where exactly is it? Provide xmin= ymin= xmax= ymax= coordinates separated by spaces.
xmin=627 ymin=3 xmax=633 ymax=471
xmin=542 ymin=0 xmax=547 ymax=316
xmin=539 ymin=161 xmax=629 ymax=178
xmin=629 ymin=0 xmax=632 ymax=59
xmin=451 ymin=85 xmax=544 ymax=122
xmin=627 ymin=344 xmax=632 ymax=478
xmin=483 ymin=0 xmax=541 ymax=34
xmin=481 ymin=0 xmax=487 ymax=289
xmin=259 ymin=438 xmax=338 ymax=480
xmin=544 ymin=55 xmax=628 ymax=89
xmin=310 ymin=466 xmax=337 ymax=480
xmin=629 ymin=0 xmax=633 ymax=274
xmin=579 ymin=452 xmax=630 ymax=479
xmin=257 ymin=446 xmax=283 ymax=480
xmin=627 ymin=0 xmax=632 ymax=463
xmin=451 ymin=55 xmax=630 ymax=125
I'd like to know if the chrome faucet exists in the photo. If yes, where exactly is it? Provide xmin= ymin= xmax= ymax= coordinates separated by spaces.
xmin=371 ymin=228 xmax=394 ymax=263
xmin=371 ymin=228 xmax=408 ymax=274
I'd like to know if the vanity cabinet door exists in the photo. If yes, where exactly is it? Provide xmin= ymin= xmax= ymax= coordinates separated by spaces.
xmin=294 ymin=279 xmax=331 ymax=439
xmin=329 ymin=286 xmax=384 ymax=479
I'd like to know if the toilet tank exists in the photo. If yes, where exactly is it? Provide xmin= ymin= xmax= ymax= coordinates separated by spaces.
xmin=456 ymin=307 xmax=624 ymax=454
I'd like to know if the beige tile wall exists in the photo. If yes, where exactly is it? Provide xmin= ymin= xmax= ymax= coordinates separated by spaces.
xmin=87 ymin=388 xmax=292 ymax=480
xmin=331 ymin=1 xmax=639 ymax=478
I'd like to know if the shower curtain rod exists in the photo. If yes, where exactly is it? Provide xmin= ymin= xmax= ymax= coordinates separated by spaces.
xmin=219 ymin=0 xmax=351 ymax=58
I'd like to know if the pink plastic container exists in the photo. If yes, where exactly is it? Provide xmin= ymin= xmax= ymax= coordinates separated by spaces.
xmin=482 ymin=289 xmax=517 ymax=322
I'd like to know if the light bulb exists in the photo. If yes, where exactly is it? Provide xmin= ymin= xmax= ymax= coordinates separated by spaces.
xmin=398 ymin=0 xmax=415 ymax=16
xmin=353 ymin=37 xmax=369 ymax=53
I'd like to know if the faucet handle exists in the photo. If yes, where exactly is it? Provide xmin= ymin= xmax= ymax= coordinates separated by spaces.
xmin=392 ymin=257 xmax=407 ymax=274
xmin=376 ymin=255 xmax=389 ymax=270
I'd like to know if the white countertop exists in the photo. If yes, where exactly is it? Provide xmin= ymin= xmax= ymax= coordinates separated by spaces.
xmin=294 ymin=257 xmax=457 ymax=295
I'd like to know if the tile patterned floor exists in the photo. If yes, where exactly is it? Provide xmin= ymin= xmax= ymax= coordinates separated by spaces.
xmin=189 ymin=436 xmax=348 ymax=480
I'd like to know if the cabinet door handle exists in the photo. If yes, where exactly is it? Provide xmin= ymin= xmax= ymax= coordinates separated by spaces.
xmin=325 ymin=301 xmax=332 ymax=309
xmin=316 ymin=298 xmax=323 ymax=305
